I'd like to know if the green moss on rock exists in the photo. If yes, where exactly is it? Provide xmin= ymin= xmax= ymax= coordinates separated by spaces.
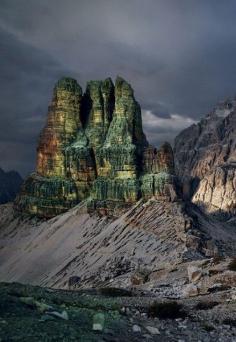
xmin=15 ymin=76 xmax=177 ymax=218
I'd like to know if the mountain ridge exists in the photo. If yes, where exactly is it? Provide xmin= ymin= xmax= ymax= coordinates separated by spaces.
xmin=174 ymin=98 xmax=236 ymax=217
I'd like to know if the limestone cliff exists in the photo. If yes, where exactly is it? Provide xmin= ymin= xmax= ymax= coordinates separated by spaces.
xmin=174 ymin=99 xmax=236 ymax=217
xmin=15 ymin=76 xmax=176 ymax=218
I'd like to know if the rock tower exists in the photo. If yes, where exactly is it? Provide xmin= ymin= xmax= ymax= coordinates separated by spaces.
xmin=16 ymin=76 xmax=176 ymax=217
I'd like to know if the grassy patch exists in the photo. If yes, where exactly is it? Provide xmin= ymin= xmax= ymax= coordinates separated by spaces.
xmin=0 ymin=282 xmax=126 ymax=341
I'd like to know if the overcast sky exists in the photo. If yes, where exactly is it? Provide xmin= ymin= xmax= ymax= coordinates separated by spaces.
xmin=1 ymin=0 xmax=236 ymax=176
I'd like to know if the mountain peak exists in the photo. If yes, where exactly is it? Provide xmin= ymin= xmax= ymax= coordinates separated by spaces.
xmin=15 ymin=76 xmax=176 ymax=218
xmin=174 ymin=98 xmax=236 ymax=217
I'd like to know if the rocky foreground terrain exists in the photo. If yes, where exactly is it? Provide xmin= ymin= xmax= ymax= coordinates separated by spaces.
xmin=1 ymin=199 xmax=236 ymax=341
xmin=0 ymin=276 xmax=236 ymax=341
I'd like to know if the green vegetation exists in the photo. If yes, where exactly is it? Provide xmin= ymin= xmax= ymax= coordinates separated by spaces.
xmin=0 ymin=282 xmax=126 ymax=341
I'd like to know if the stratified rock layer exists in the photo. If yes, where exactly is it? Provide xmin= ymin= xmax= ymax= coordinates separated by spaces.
xmin=37 ymin=77 xmax=83 ymax=178
xmin=174 ymin=99 xmax=236 ymax=216
xmin=16 ymin=76 xmax=176 ymax=218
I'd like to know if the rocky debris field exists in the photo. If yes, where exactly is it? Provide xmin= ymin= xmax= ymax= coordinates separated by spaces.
xmin=0 ymin=201 xmax=235 ymax=291
xmin=0 ymin=282 xmax=236 ymax=341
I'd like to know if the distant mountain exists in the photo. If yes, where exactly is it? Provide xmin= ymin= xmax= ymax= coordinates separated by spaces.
xmin=174 ymin=98 xmax=236 ymax=217
xmin=0 ymin=168 xmax=23 ymax=204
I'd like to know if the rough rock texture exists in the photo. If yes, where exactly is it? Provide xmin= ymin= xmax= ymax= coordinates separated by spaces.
xmin=174 ymin=99 xmax=236 ymax=217
xmin=192 ymin=165 xmax=236 ymax=216
xmin=16 ymin=76 xmax=176 ymax=218
xmin=37 ymin=77 xmax=83 ymax=177
xmin=0 ymin=168 xmax=23 ymax=204
xmin=0 ymin=201 xmax=235 ymax=290
xmin=141 ymin=143 xmax=176 ymax=201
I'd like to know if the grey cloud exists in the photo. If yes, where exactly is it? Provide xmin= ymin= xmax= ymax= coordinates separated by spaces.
xmin=0 ymin=27 xmax=71 ymax=175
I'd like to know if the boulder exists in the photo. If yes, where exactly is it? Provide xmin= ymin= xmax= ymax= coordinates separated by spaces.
xmin=183 ymin=283 xmax=199 ymax=297
xmin=187 ymin=265 xmax=202 ymax=283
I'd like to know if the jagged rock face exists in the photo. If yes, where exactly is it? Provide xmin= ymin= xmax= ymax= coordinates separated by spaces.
xmin=174 ymin=100 xmax=236 ymax=216
xmin=16 ymin=76 xmax=176 ymax=218
xmin=16 ymin=174 xmax=78 ymax=217
xmin=83 ymin=78 xmax=114 ymax=147
xmin=192 ymin=165 xmax=236 ymax=216
xmin=141 ymin=143 xmax=176 ymax=200
xmin=37 ymin=78 xmax=83 ymax=178
xmin=91 ymin=77 xmax=149 ymax=211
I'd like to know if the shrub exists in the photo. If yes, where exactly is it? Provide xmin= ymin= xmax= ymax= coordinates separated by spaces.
xmin=222 ymin=319 xmax=236 ymax=327
xmin=203 ymin=323 xmax=215 ymax=332
xmin=148 ymin=301 xmax=186 ymax=319
xmin=98 ymin=287 xmax=133 ymax=297
xmin=195 ymin=301 xmax=219 ymax=310
xmin=228 ymin=258 xmax=236 ymax=271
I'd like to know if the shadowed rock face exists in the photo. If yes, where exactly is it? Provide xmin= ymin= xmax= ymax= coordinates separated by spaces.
xmin=15 ymin=76 xmax=176 ymax=218
xmin=174 ymin=99 xmax=236 ymax=217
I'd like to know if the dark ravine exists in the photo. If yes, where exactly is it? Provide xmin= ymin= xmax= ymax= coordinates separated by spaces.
xmin=15 ymin=76 xmax=176 ymax=218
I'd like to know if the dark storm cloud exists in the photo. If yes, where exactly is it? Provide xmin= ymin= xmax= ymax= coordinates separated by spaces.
xmin=1 ymin=0 xmax=236 ymax=175
xmin=0 ymin=26 xmax=72 ymax=175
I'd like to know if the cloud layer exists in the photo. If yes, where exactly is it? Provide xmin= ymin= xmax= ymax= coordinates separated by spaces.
xmin=1 ymin=0 xmax=236 ymax=175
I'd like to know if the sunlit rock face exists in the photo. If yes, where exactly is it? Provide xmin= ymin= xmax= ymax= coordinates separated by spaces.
xmin=192 ymin=165 xmax=236 ymax=216
xmin=83 ymin=78 xmax=114 ymax=148
xmin=37 ymin=77 xmax=83 ymax=178
xmin=90 ymin=77 xmax=149 ymax=212
xmin=174 ymin=99 xmax=236 ymax=217
xmin=15 ymin=76 xmax=176 ymax=218
xmin=141 ymin=143 xmax=176 ymax=201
